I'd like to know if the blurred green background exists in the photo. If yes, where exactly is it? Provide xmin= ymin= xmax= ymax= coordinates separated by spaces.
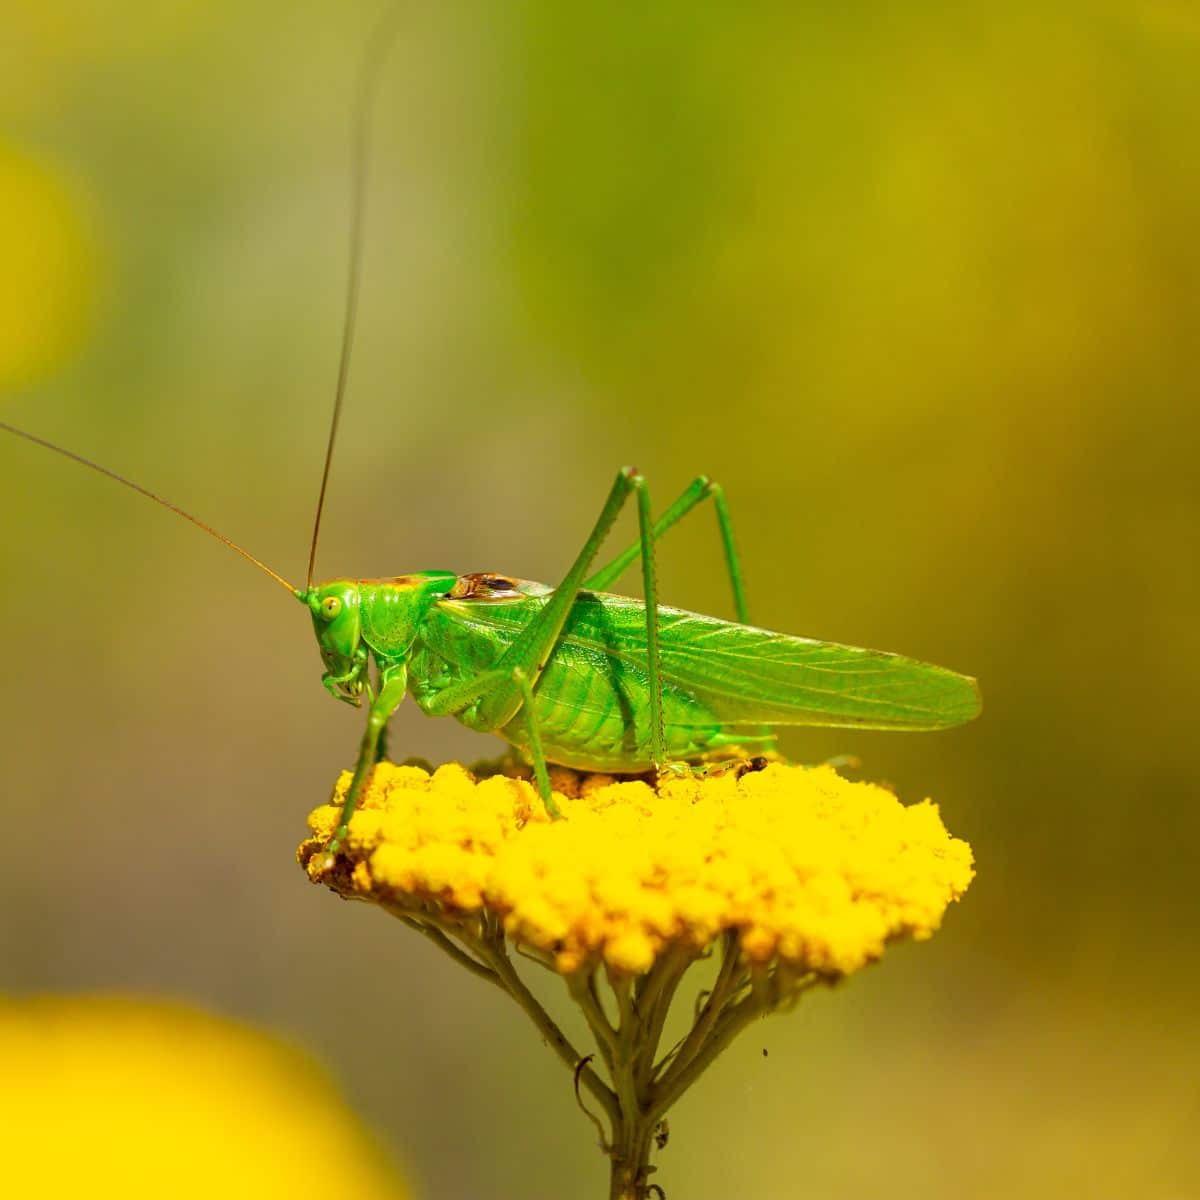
xmin=3 ymin=2 xmax=1198 ymax=1196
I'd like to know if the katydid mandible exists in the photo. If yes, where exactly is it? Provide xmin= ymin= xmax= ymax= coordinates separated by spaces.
xmin=0 ymin=12 xmax=980 ymax=875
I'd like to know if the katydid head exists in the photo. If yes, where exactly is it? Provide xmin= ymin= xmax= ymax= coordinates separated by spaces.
xmin=303 ymin=581 xmax=367 ymax=703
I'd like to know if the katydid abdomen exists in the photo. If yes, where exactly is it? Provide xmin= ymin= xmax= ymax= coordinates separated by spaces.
xmin=398 ymin=573 xmax=979 ymax=774
xmin=410 ymin=586 xmax=730 ymax=773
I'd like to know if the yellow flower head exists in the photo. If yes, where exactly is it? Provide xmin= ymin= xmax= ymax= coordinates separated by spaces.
xmin=302 ymin=761 xmax=973 ymax=978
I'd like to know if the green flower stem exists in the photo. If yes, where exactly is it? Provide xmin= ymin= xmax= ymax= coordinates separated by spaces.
xmin=372 ymin=894 xmax=815 ymax=1198
xmin=633 ymin=944 xmax=694 ymax=1092
xmin=651 ymin=931 xmax=742 ymax=1091
xmin=567 ymin=970 xmax=619 ymax=1073
xmin=474 ymin=924 xmax=622 ymax=1129
xmin=379 ymin=900 xmax=620 ymax=1128
xmin=649 ymin=968 xmax=819 ymax=1124
xmin=606 ymin=974 xmax=651 ymax=1197
xmin=395 ymin=913 xmax=501 ymax=988
xmin=649 ymin=991 xmax=765 ymax=1125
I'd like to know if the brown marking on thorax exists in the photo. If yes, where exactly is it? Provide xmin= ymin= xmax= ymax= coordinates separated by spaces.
xmin=446 ymin=573 xmax=521 ymax=600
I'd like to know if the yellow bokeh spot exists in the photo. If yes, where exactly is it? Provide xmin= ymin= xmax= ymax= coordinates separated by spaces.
xmin=0 ymin=995 xmax=409 ymax=1200
xmin=303 ymin=761 xmax=974 ymax=977
xmin=0 ymin=139 xmax=97 ymax=387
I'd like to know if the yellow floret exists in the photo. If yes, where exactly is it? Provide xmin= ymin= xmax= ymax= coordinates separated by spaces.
xmin=300 ymin=761 xmax=973 ymax=978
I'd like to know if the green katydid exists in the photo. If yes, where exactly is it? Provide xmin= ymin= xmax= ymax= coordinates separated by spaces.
xmin=1 ymin=421 xmax=980 ymax=870
xmin=0 ymin=12 xmax=980 ymax=874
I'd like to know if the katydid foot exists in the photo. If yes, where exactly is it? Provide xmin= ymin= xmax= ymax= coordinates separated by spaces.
xmin=309 ymin=815 xmax=355 ymax=880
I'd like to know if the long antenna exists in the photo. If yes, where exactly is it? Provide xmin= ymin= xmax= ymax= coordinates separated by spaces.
xmin=0 ymin=420 xmax=298 ymax=595
xmin=306 ymin=3 xmax=407 ymax=590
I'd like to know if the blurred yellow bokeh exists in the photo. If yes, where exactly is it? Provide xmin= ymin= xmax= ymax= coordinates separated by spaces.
xmin=0 ymin=995 xmax=410 ymax=1200
xmin=0 ymin=140 xmax=97 ymax=388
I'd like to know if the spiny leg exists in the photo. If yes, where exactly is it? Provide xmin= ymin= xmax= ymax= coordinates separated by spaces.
xmin=314 ymin=664 xmax=408 ymax=872
xmin=512 ymin=666 xmax=560 ymax=818
xmin=708 ymin=480 xmax=748 ymax=625
xmin=585 ymin=475 xmax=749 ymax=624
xmin=473 ymin=468 xmax=659 ymax=733
xmin=513 ymin=667 xmax=554 ymax=816
xmin=586 ymin=474 xmax=777 ymax=759
xmin=631 ymin=471 xmax=666 ymax=770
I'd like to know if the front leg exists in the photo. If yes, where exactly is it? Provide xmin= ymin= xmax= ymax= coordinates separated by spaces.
xmin=312 ymin=662 xmax=408 ymax=874
xmin=322 ymin=645 xmax=369 ymax=706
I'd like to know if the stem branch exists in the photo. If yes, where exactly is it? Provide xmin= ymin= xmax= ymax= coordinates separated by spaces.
xmin=568 ymin=968 xmax=620 ymax=1073
xmin=475 ymin=931 xmax=621 ymax=1127
xmin=653 ymin=931 xmax=741 ymax=1091
xmin=393 ymin=912 xmax=502 ymax=989
xmin=648 ymin=990 xmax=766 ymax=1123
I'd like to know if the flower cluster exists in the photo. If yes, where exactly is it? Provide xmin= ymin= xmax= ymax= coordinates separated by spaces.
xmin=301 ymin=760 xmax=972 ymax=978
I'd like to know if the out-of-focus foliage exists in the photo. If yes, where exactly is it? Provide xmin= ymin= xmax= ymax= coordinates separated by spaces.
xmin=2 ymin=2 xmax=1197 ymax=1198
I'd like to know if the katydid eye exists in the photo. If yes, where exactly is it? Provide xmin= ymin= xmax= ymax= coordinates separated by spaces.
xmin=320 ymin=596 xmax=342 ymax=621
